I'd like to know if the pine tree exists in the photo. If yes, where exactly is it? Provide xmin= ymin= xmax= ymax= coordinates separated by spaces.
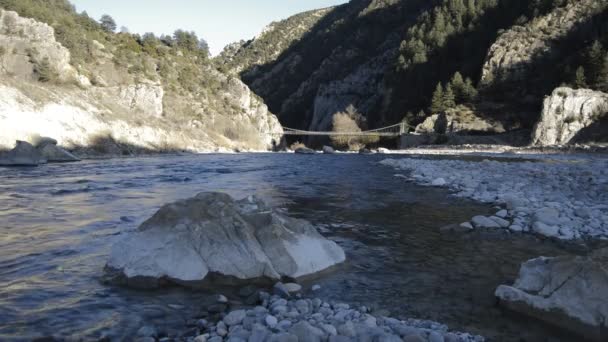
xmin=443 ymin=84 xmax=456 ymax=109
xmin=99 ymin=14 xmax=116 ymax=32
xmin=430 ymin=83 xmax=445 ymax=113
xmin=599 ymin=56 xmax=608 ymax=92
xmin=450 ymin=72 xmax=466 ymax=102
xmin=463 ymin=78 xmax=478 ymax=102
xmin=574 ymin=66 xmax=587 ymax=89
xmin=587 ymin=41 xmax=604 ymax=86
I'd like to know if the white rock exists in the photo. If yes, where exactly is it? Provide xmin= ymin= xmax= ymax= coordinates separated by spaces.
xmin=532 ymin=87 xmax=608 ymax=146
xmin=265 ymin=314 xmax=278 ymax=328
xmin=431 ymin=178 xmax=447 ymax=186
xmin=532 ymin=222 xmax=560 ymax=238
xmin=496 ymin=249 xmax=608 ymax=341
xmin=495 ymin=210 xmax=508 ymax=218
xmin=107 ymin=193 xmax=345 ymax=287
xmin=471 ymin=216 xmax=501 ymax=229
xmin=489 ymin=216 xmax=510 ymax=228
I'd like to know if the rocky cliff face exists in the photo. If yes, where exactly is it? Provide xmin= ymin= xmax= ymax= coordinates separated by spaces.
xmin=217 ymin=8 xmax=333 ymax=76
xmin=0 ymin=9 xmax=282 ymax=153
xmin=532 ymin=87 xmax=608 ymax=146
xmin=480 ymin=0 xmax=606 ymax=89
xmin=0 ymin=10 xmax=83 ymax=84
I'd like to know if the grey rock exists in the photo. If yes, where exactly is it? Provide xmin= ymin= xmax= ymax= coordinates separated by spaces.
xmin=295 ymin=147 xmax=315 ymax=154
xmin=0 ymin=141 xmax=46 ymax=166
xmin=283 ymin=283 xmax=302 ymax=294
xmin=431 ymin=178 xmax=447 ymax=186
xmin=322 ymin=146 xmax=336 ymax=154
xmin=224 ymin=309 xmax=247 ymax=326
xmin=496 ymin=248 xmax=608 ymax=341
xmin=273 ymin=282 xmax=291 ymax=298
xmin=107 ymin=192 xmax=345 ymax=287
xmin=532 ymin=87 xmax=608 ymax=146
xmin=495 ymin=210 xmax=508 ymax=218
xmin=533 ymin=207 xmax=562 ymax=226
xmin=337 ymin=321 xmax=356 ymax=337
xmin=37 ymin=142 xmax=80 ymax=163
xmin=269 ymin=333 xmax=298 ymax=342
xmin=471 ymin=216 xmax=501 ymax=229
xmin=489 ymin=216 xmax=510 ymax=228
xmin=288 ymin=321 xmax=324 ymax=342
xmin=265 ymin=314 xmax=278 ymax=328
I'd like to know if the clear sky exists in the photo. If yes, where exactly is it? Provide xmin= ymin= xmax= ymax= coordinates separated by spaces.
xmin=70 ymin=0 xmax=348 ymax=55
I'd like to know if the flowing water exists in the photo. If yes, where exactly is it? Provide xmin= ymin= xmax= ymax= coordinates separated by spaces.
xmin=0 ymin=154 xmax=576 ymax=341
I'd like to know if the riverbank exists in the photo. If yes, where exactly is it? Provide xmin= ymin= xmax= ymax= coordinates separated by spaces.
xmin=380 ymin=152 xmax=608 ymax=242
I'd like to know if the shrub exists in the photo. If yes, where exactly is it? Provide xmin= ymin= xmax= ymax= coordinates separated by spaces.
xmin=34 ymin=57 xmax=58 ymax=82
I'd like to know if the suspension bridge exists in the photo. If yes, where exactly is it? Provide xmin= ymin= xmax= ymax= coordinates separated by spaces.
xmin=269 ymin=122 xmax=409 ymax=137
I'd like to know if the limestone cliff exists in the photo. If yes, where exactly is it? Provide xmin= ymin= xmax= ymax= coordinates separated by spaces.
xmin=0 ymin=8 xmax=282 ymax=153
xmin=532 ymin=87 xmax=608 ymax=146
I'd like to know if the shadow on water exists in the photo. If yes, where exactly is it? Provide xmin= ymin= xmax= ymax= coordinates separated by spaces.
xmin=0 ymin=153 xmax=578 ymax=341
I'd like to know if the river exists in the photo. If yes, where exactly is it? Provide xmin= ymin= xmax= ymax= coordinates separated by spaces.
xmin=0 ymin=153 xmax=575 ymax=341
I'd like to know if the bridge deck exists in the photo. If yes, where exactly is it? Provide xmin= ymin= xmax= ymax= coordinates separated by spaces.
xmin=269 ymin=123 xmax=408 ymax=137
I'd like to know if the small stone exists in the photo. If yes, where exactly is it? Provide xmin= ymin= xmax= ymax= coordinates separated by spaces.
xmin=471 ymin=215 xmax=501 ymax=229
xmin=459 ymin=222 xmax=474 ymax=230
xmin=337 ymin=321 xmax=356 ymax=337
xmin=265 ymin=314 xmax=278 ymax=328
xmin=311 ymin=285 xmax=321 ymax=291
xmin=432 ymin=178 xmax=447 ymax=186
xmin=495 ymin=209 xmax=508 ymax=218
xmin=194 ymin=334 xmax=209 ymax=342
xmin=429 ymin=331 xmax=445 ymax=342
xmin=509 ymin=224 xmax=524 ymax=232
xmin=216 ymin=294 xmax=228 ymax=303
xmin=321 ymin=324 xmax=337 ymax=336
xmin=273 ymin=282 xmax=290 ymax=298
xmin=283 ymin=283 xmax=302 ymax=294
xmin=224 ymin=309 xmax=247 ymax=326
xmin=490 ymin=216 xmax=510 ymax=228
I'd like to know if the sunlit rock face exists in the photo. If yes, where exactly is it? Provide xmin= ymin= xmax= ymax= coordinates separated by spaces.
xmin=532 ymin=87 xmax=608 ymax=146
xmin=107 ymin=192 xmax=345 ymax=288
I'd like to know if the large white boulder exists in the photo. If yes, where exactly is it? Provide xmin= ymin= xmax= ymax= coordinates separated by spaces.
xmin=495 ymin=248 xmax=608 ymax=341
xmin=107 ymin=192 xmax=345 ymax=287
xmin=532 ymin=87 xmax=608 ymax=146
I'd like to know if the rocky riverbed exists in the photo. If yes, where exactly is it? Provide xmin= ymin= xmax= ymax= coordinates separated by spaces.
xmin=380 ymin=153 xmax=608 ymax=242
xmin=163 ymin=289 xmax=484 ymax=342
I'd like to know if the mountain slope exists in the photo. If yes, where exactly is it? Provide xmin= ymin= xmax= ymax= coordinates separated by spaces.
xmin=220 ymin=0 xmax=608 ymax=137
xmin=0 ymin=0 xmax=282 ymax=153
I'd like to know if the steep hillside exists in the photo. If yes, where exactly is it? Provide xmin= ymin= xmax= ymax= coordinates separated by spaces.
xmin=220 ymin=0 xmax=608 ymax=138
xmin=0 ymin=0 xmax=282 ymax=153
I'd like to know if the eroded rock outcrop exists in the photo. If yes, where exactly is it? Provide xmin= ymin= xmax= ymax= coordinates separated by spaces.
xmin=532 ymin=87 xmax=608 ymax=146
xmin=495 ymin=249 xmax=608 ymax=341
xmin=0 ymin=10 xmax=84 ymax=84
xmin=107 ymin=192 xmax=345 ymax=287
xmin=415 ymin=109 xmax=505 ymax=135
